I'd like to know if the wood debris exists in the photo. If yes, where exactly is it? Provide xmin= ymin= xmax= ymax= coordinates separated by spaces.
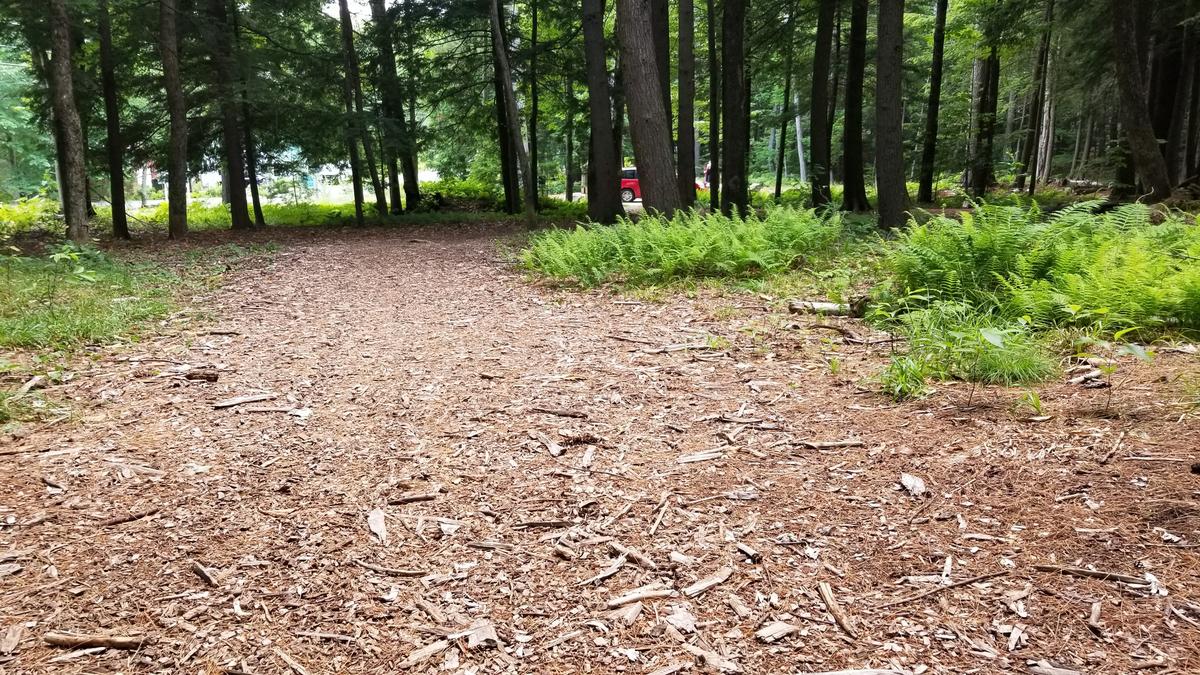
xmin=607 ymin=583 xmax=675 ymax=608
xmin=609 ymin=541 xmax=657 ymax=569
xmin=677 ymin=448 xmax=726 ymax=464
xmin=212 ymin=392 xmax=276 ymax=409
xmin=754 ymin=621 xmax=797 ymax=643
xmin=189 ymin=560 xmax=218 ymax=587
xmin=817 ymin=581 xmax=858 ymax=639
xmin=683 ymin=566 xmax=734 ymax=597
xmin=367 ymin=508 xmax=388 ymax=545
xmin=398 ymin=638 xmax=451 ymax=668
xmin=43 ymin=631 xmax=147 ymax=650
xmin=681 ymin=643 xmax=741 ymax=673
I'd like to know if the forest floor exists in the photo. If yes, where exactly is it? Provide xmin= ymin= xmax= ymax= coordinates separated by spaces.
xmin=2 ymin=223 xmax=1199 ymax=675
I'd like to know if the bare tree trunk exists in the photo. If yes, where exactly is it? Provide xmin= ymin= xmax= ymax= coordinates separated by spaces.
xmin=565 ymin=75 xmax=575 ymax=202
xmin=969 ymin=46 xmax=999 ymax=198
xmin=774 ymin=11 xmax=795 ymax=202
xmin=651 ymin=0 xmax=671 ymax=130
xmin=493 ymin=46 xmax=520 ymax=215
xmin=48 ymin=0 xmax=87 ymax=240
xmin=370 ymin=0 xmax=419 ymax=211
xmin=1036 ymin=50 xmax=1055 ymax=186
xmin=809 ymin=0 xmax=835 ymax=207
xmin=582 ymin=0 xmax=623 ymax=222
xmin=337 ymin=0 xmax=386 ymax=216
xmin=719 ymin=0 xmax=748 ymax=217
xmin=677 ymin=0 xmax=696 ymax=205
xmin=706 ymin=0 xmax=720 ymax=210
xmin=1016 ymin=0 xmax=1053 ymax=192
xmin=1109 ymin=0 xmax=1171 ymax=200
xmin=489 ymin=0 xmax=537 ymax=226
xmin=98 ymin=0 xmax=128 ymax=239
xmin=875 ymin=0 xmax=907 ymax=229
xmin=230 ymin=4 xmax=265 ymax=227
xmin=205 ymin=0 xmax=251 ymax=230
xmin=840 ymin=0 xmax=869 ymax=211
xmin=1068 ymin=115 xmax=1082 ymax=177
xmin=159 ymin=0 xmax=187 ymax=239
xmin=793 ymin=91 xmax=807 ymax=184
xmin=917 ymin=0 xmax=948 ymax=203
xmin=617 ymin=0 xmax=682 ymax=216
xmin=1166 ymin=25 xmax=1194 ymax=185
xmin=338 ymin=0 xmax=365 ymax=225
xmin=529 ymin=0 xmax=540 ymax=207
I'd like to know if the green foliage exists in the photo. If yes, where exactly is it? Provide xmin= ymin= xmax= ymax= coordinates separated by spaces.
xmin=0 ymin=243 xmax=175 ymax=350
xmin=887 ymin=202 xmax=1200 ymax=335
xmin=0 ymin=197 xmax=61 ymax=238
xmin=880 ymin=354 xmax=932 ymax=401
xmin=521 ymin=207 xmax=844 ymax=286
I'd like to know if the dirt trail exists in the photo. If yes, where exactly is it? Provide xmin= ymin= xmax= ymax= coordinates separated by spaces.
xmin=2 ymin=225 xmax=1199 ymax=674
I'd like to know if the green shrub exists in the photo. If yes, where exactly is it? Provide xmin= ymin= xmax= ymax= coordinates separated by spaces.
xmin=522 ymin=207 xmax=843 ymax=286
xmin=887 ymin=202 xmax=1200 ymax=335
xmin=0 ymin=197 xmax=61 ymax=238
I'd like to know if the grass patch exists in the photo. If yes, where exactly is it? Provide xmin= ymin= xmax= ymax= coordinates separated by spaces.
xmin=0 ymin=244 xmax=177 ymax=351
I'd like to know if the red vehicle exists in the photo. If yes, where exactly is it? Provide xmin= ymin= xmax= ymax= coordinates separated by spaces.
xmin=620 ymin=167 xmax=701 ymax=202
xmin=620 ymin=167 xmax=641 ymax=202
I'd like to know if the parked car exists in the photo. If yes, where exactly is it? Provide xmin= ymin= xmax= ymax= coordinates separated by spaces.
xmin=620 ymin=167 xmax=702 ymax=202
xmin=620 ymin=168 xmax=641 ymax=202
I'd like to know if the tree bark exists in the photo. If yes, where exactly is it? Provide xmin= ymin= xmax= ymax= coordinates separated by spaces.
xmin=677 ymin=0 xmax=696 ymax=205
xmin=338 ymin=0 xmax=386 ymax=217
xmin=793 ymin=89 xmax=807 ymax=183
xmin=489 ymin=0 xmax=537 ymax=226
xmin=231 ymin=4 xmax=265 ymax=227
xmin=874 ymin=0 xmax=907 ymax=229
xmin=48 ymin=0 xmax=88 ymax=241
xmin=651 ymin=0 xmax=671 ymax=133
xmin=338 ymin=0 xmax=366 ymax=225
xmin=582 ymin=0 xmax=624 ymax=222
xmin=840 ymin=0 xmax=869 ymax=212
xmin=1110 ymin=0 xmax=1172 ymax=200
xmin=706 ymin=0 xmax=720 ymax=210
xmin=529 ymin=0 xmax=540 ymax=207
xmin=492 ymin=45 xmax=520 ymax=215
xmin=205 ymin=0 xmax=251 ymax=230
xmin=1166 ymin=25 xmax=1194 ymax=185
xmin=719 ymin=0 xmax=748 ymax=217
xmin=969 ymin=46 xmax=999 ymax=198
xmin=98 ymin=0 xmax=128 ymax=239
xmin=369 ymin=0 xmax=419 ymax=211
xmin=617 ymin=0 xmax=683 ymax=216
xmin=565 ymin=75 xmax=575 ymax=202
xmin=917 ymin=0 xmax=948 ymax=203
xmin=774 ymin=17 xmax=794 ymax=202
xmin=1016 ymin=0 xmax=1053 ymax=192
xmin=1035 ymin=50 xmax=1054 ymax=186
xmin=809 ymin=0 xmax=835 ymax=207
xmin=159 ymin=0 xmax=187 ymax=239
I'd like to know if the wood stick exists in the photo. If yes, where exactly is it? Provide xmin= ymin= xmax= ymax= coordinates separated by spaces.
xmin=818 ymin=581 xmax=858 ymax=638
xmin=609 ymin=541 xmax=657 ymax=569
xmin=44 ymin=631 xmax=147 ymax=650
xmin=352 ymin=559 xmax=427 ymax=577
xmin=1033 ymin=564 xmax=1146 ymax=585
xmin=95 ymin=507 xmax=160 ymax=527
xmin=874 ymin=570 xmax=1010 ymax=610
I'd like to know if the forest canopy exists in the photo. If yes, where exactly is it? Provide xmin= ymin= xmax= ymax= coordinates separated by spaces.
xmin=0 ymin=0 xmax=1198 ymax=239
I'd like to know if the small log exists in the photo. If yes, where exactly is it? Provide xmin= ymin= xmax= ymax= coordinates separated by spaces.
xmin=44 ymin=632 xmax=148 ymax=650
xmin=789 ymin=300 xmax=853 ymax=316
xmin=190 ymin=560 xmax=218 ymax=587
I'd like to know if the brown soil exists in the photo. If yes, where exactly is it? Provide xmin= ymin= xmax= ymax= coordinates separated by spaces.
xmin=2 ymin=224 xmax=1199 ymax=674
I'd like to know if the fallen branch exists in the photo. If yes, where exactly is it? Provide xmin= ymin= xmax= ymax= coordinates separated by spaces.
xmin=43 ymin=631 xmax=148 ymax=650
xmin=212 ymin=393 xmax=276 ymax=409
xmin=818 ymin=581 xmax=858 ymax=639
xmin=1032 ymin=564 xmax=1145 ymax=585
xmin=352 ymin=559 xmax=428 ymax=577
xmin=874 ymin=570 xmax=1010 ymax=610
xmin=95 ymin=507 xmax=160 ymax=527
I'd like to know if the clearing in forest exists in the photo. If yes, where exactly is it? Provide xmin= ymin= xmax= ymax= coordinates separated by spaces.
xmin=1 ymin=224 xmax=1199 ymax=674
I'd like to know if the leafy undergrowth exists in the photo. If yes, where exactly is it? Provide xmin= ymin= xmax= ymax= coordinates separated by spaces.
xmin=522 ymin=201 xmax=1200 ymax=400
xmin=522 ymin=207 xmax=845 ymax=286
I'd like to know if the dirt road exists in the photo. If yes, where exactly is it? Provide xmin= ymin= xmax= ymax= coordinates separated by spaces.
xmin=2 ymin=224 xmax=1197 ymax=673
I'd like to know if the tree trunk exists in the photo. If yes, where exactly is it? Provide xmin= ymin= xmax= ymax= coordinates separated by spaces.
xmin=969 ymin=46 xmax=999 ymax=198
xmin=809 ymin=0 xmax=835 ymax=207
xmin=651 ymin=0 xmax=671 ymax=133
xmin=774 ymin=14 xmax=794 ymax=202
xmin=565 ymin=76 xmax=575 ymax=202
xmin=793 ymin=90 xmax=807 ymax=183
xmin=617 ymin=0 xmax=683 ymax=216
xmin=1190 ymin=51 xmax=1200 ymax=177
xmin=875 ymin=0 xmax=907 ymax=229
xmin=529 ymin=0 xmax=540 ymax=207
xmin=493 ymin=46 xmax=520 ymax=215
xmin=48 ymin=0 xmax=87 ymax=241
xmin=840 ymin=0 xmax=869 ymax=211
xmin=1016 ymin=0 xmax=1053 ymax=192
xmin=1110 ymin=0 xmax=1172 ymax=200
xmin=159 ymin=0 xmax=187 ymax=239
xmin=719 ymin=0 xmax=748 ymax=217
xmin=706 ymin=0 xmax=720 ymax=210
xmin=231 ymin=4 xmax=265 ymax=227
xmin=98 ymin=0 xmax=128 ymax=239
xmin=917 ymin=0 xmax=948 ymax=203
xmin=1035 ymin=50 xmax=1055 ymax=186
xmin=338 ymin=0 xmax=386 ymax=216
xmin=369 ymin=0 xmax=420 ymax=211
xmin=827 ymin=6 xmax=842 ymax=154
xmin=582 ymin=0 xmax=624 ymax=222
xmin=1166 ymin=25 xmax=1194 ymax=185
xmin=489 ymin=0 xmax=537 ymax=226
xmin=338 ymin=0 xmax=365 ymax=226
xmin=205 ymin=0 xmax=251 ymax=230
xmin=677 ymin=0 xmax=696 ymax=205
